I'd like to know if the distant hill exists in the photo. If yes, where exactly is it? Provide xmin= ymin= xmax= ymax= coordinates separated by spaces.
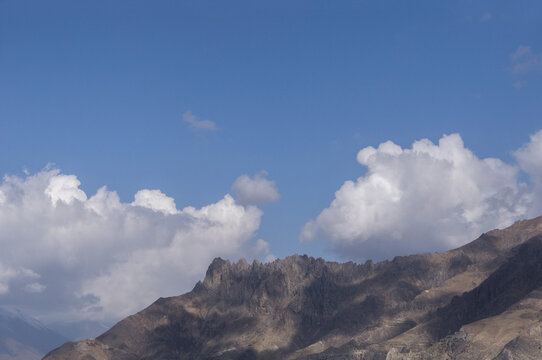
xmin=46 ymin=320 xmax=111 ymax=342
xmin=0 ymin=307 xmax=67 ymax=360
xmin=45 ymin=216 xmax=542 ymax=359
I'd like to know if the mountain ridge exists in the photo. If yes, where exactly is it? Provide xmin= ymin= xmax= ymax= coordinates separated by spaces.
xmin=44 ymin=216 xmax=542 ymax=359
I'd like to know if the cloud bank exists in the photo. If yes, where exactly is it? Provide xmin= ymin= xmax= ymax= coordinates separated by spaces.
xmin=301 ymin=132 xmax=542 ymax=260
xmin=231 ymin=171 xmax=281 ymax=205
xmin=0 ymin=169 xmax=269 ymax=322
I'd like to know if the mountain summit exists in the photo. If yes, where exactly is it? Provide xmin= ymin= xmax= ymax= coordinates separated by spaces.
xmin=44 ymin=217 xmax=542 ymax=359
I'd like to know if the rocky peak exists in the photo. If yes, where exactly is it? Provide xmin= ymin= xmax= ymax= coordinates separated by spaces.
xmin=203 ymin=257 xmax=231 ymax=287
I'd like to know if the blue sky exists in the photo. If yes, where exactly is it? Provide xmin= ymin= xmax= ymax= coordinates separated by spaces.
xmin=1 ymin=1 xmax=542 ymax=324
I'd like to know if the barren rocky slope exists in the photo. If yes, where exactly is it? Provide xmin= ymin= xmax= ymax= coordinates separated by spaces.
xmin=44 ymin=216 xmax=542 ymax=360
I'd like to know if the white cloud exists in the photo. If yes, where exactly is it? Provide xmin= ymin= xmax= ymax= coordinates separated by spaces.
xmin=301 ymin=133 xmax=538 ymax=260
xmin=231 ymin=171 xmax=281 ymax=205
xmin=515 ymin=130 xmax=542 ymax=215
xmin=182 ymin=110 xmax=217 ymax=131
xmin=83 ymin=194 xmax=263 ymax=319
xmin=510 ymin=45 xmax=542 ymax=75
xmin=45 ymin=174 xmax=87 ymax=206
xmin=132 ymin=189 xmax=179 ymax=215
xmin=515 ymin=130 xmax=542 ymax=183
xmin=0 ymin=169 xmax=269 ymax=322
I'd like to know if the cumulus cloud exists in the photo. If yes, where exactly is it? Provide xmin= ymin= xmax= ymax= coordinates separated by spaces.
xmin=231 ymin=171 xmax=281 ymax=205
xmin=45 ymin=174 xmax=87 ymax=205
xmin=515 ymin=131 xmax=542 ymax=183
xmin=132 ymin=189 xmax=179 ymax=215
xmin=301 ymin=132 xmax=542 ymax=260
xmin=182 ymin=110 xmax=217 ymax=131
xmin=515 ymin=130 xmax=542 ymax=215
xmin=0 ymin=169 xmax=269 ymax=322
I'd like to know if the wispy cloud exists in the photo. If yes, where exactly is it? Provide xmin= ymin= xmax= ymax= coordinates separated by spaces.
xmin=510 ymin=45 xmax=542 ymax=75
xmin=512 ymin=80 xmax=527 ymax=90
xmin=182 ymin=110 xmax=217 ymax=131
xmin=480 ymin=12 xmax=492 ymax=22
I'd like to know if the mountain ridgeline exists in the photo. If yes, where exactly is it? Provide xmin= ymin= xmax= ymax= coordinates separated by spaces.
xmin=44 ymin=217 xmax=542 ymax=359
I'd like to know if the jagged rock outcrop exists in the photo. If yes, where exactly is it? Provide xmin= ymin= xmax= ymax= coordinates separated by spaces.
xmin=44 ymin=216 xmax=542 ymax=360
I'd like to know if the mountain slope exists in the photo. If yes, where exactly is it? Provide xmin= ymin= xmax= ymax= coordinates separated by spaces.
xmin=44 ymin=216 xmax=542 ymax=360
xmin=0 ymin=308 xmax=67 ymax=360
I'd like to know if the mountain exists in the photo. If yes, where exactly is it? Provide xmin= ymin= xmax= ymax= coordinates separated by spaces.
xmin=0 ymin=307 xmax=67 ymax=360
xmin=44 ymin=216 xmax=542 ymax=359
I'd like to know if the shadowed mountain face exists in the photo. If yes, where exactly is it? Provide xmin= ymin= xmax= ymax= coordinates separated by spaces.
xmin=0 ymin=308 xmax=67 ymax=360
xmin=44 ymin=217 xmax=542 ymax=360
